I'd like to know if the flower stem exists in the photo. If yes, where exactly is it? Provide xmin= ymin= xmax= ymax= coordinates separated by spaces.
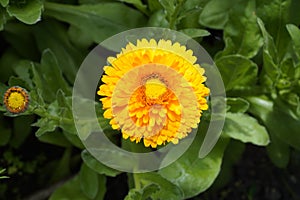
xmin=133 ymin=173 xmax=141 ymax=190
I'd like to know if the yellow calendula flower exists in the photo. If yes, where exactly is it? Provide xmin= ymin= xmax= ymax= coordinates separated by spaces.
xmin=3 ymin=86 xmax=30 ymax=114
xmin=97 ymin=39 xmax=210 ymax=148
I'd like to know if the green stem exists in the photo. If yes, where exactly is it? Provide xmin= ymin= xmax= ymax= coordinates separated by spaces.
xmin=133 ymin=173 xmax=141 ymax=190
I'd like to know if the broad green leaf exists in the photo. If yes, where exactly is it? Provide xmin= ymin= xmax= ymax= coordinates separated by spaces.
xmin=49 ymin=175 xmax=90 ymax=200
xmin=33 ymin=93 xmax=76 ymax=136
xmin=276 ymin=92 xmax=300 ymax=120
xmin=29 ymin=88 xmax=45 ymax=110
xmin=135 ymin=172 xmax=183 ymax=200
xmin=223 ymin=112 xmax=270 ymax=146
xmin=289 ymin=0 xmax=300 ymax=25
xmin=63 ymin=131 xmax=85 ymax=149
xmin=3 ymin=22 xmax=40 ymax=60
xmin=257 ymin=18 xmax=280 ymax=83
xmin=159 ymin=123 xmax=228 ymax=198
xmin=34 ymin=49 xmax=71 ymax=102
xmin=13 ymin=60 xmax=34 ymax=89
xmin=286 ymin=24 xmax=300 ymax=60
xmin=220 ymin=0 xmax=263 ymax=58
xmin=33 ymin=20 xmax=83 ymax=83
xmin=226 ymin=97 xmax=249 ymax=113
xmin=33 ymin=118 xmax=57 ymax=137
xmin=118 ymin=0 xmax=148 ymax=14
xmin=158 ymin=0 xmax=176 ymax=20
xmin=81 ymin=150 xmax=121 ymax=177
xmin=267 ymin=133 xmax=290 ymax=168
xmin=179 ymin=28 xmax=210 ymax=38
xmin=0 ymin=7 xmax=7 ymax=31
xmin=125 ymin=184 xmax=159 ymax=200
xmin=147 ymin=10 xmax=169 ymax=27
xmin=79 ymin=163 xmax=99 ymax=199
xmin=44 ymin=2 xmax=147 ymax=43
xmin=38 ymin=130 xmax=72 ymax=147
xmin=55 ymin=90 xmax=76 ymax=134
xmin=8 ymin=76 xmax=30 ymax=91
xmin=256 ymin=0 xmax=294 ymax=60
xmin=94 ymin=175 xmax=106 ymax=200
xmin=247 ymin=96 xmax=300 ymax=150
xmin=148 ymin=0 xmax=162 ymax=12
xmin=0 ymin=49 xmax=20 ymax=83
xmin=0 ymin=0 xmax=8 ymax=7
xmin=199 ymin=0 xmax=242 ymax=29
xmin=7 ymin=0 xmax=43 ymax=24
xmin=68 ymin=25 xmax=94 ymax=49
xmin=215 ymin=55 xmax=258 ymax=91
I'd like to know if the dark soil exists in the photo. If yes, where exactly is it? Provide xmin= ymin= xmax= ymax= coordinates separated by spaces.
xmin=195 ymin=145 xmax=300 ymax=200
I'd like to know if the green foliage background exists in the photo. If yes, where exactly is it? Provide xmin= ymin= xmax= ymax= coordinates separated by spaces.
xmin=0 ymin=0 xmax=299 ymax=199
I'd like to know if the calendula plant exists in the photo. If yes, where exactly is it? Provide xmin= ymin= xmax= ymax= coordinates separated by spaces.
xmin=0 ymin=0 xmax=299 ymax=199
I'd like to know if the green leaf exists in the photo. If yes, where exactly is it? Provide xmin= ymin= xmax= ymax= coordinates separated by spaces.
xmin=13 ymin=60 xmax=34 ymax=89
xmin=223 ymin=112 xmax=270 ymax=146
xmin=32 ymin=92 xmax=76 ymax=137
xmin=38 ymin=129 xmax=71 ymax=147
xmin=49 ymin=175 xmax=90 ymax=200
xmin=247 ymin=96 xmax=300 ymax=150
xmin=44 ymin=2 xmax=147 ymax=43
xmin=0 ymin=0 xmax=9 ymax=7
xmin=7 ymin=0 xmax=43 ymax=24
xmin=257 ymin=18 xmax=280 ymax=83
xmin=3 ymin=22 xmax=40 ymax=60
xmin=0 ymin=7 xmax=7 ymax=31
xmin=33 ymin=20 xmax=83 ymax=83
xmin=125 ymin=184 xmax=160 ymax=200
xmin=117 ymin=0 xmax=148 ymax=14
xmin=219 ymin=0 xmax=263 ymax=58
xmin=63 ymin=131 xmax=85 ymax=149
xmin=0 ymin=49 xmax=20 ymax=83
xmin=256 ymin=0 xmax=294 ymax=60
xmin=226 ymin=97 xmax=249 ymax=113
xmin=55 ymin=90 xmax=77 ymax=134
xmin=79 ymin=163 xmax=99 ymax=199
xmin=215 ymin=55 xmax=258 ymax=91
xmin=8 ymin=76 xmax=30 ymax=90
xmin=34 ymin=49 xmax=71 ymax=102
xmin=33 ymin=118 xmax=57 ymax=137
xmin=179 ymin=28 xmax=210 ymax=38
xmin=199 ymin=0 xmax=242 ymax=29
xmin=286 ymin=24 xmax=300 ymax=60
xmin=135 ymin=172 xmax=183 ymax=200
xmin=148 ymin=0 xmax=162 ymax=12
xmin=158 ymin=0 xmax=176 ymax=20
xmin=267 ymin=133 xmax=290 ymax=168
xmin=68 ymin=25 xmax=94 ymax=49
xmin=94 ymin=175 xmax=106 ymax=200
xmin=159 ymin=123 xmax=228 ymax=198
xmin=147 ymin=10 xmax=169 ymax=27
xmin=81 ymin=150 xmax=121 ymax=177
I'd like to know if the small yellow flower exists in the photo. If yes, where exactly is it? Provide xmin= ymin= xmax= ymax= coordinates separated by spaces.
xmin=3 ymin=86 xmax=29 ymax=114
xmin=98 ymin=39 xmax=210 ymax=148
